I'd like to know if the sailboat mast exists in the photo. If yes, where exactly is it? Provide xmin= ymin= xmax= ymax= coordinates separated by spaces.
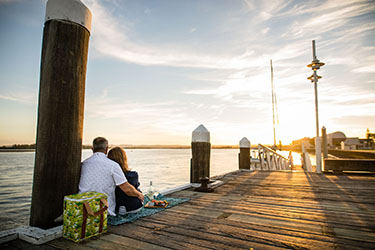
xmin=270 ymin=59 xmax=276 ymax=147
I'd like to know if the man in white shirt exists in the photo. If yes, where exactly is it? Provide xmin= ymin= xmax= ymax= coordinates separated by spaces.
xmin=79 ymin=137 xmax=144 ymax=216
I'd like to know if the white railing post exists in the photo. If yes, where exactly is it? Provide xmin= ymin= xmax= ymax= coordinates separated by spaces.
xmin=277 ymin=156 xmax=281 ymax=170
xmin=280 ymin=158 xmax=283 ymax=170
xmin=257 ymin=144 xmax=290 ymax=172
xmin=266 ymin=151 xmax=271 ymax=170
xmin=275 ymin=155 xmax=278 ymax=170
xmin=283 ymin=159 xmax=287 ymax=170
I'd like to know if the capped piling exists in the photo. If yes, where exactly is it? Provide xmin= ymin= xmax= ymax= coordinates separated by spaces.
xmin=190 ymin=125 xmax=211 ymax=183
xmin=322 ymin=126 xmax=328 ymax=159
xmin=30 ymin=0 xmax=92 ymax=229
xmin=239 ymin=137 xmax=251 ymax=170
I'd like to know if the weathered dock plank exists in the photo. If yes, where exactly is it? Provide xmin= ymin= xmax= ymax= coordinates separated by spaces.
xmin=2 ymin=171 xmax=374 ymax=249
xmin=47 ymin=237 xmax=95 ymax=250
xmin=154 ymin=207 xmax=375 ymax=249
xmin=140 ymin=210 xmax=346 ymax=249
xmin=2 ymin=239 xmax=58 ymax=250
xmin=108 ymin=171 xmax=375 ymax=249
xmin=97 ymin=234 xmax=171 ymax=250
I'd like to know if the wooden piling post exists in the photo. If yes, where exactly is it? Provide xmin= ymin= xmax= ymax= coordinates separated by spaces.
xmin=30 ymin=0 xmax=92 ymax=229
xmin=258 ymin=144 xmax=264 ymax=170
xmin=322 ymin=126 xmax=328 ymax=159
xmin=190 ymin=125 xmax=210 ymax=183
xmin=239 ymin=137 xmax=251 ymax=170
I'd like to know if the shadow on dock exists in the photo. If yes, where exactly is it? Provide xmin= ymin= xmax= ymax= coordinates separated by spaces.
xmin=304 ymin=172 xmax=375 ymax=249
xmin=2 ymin=171 xmax=375 ymax=249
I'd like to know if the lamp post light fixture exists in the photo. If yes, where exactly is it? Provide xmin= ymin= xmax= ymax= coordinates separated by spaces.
xmin=307 ymin=40 xmax=325 ymax=173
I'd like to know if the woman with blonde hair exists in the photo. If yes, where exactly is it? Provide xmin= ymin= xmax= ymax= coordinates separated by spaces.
xmin=108 ymin=147 xmax=143 ymax=214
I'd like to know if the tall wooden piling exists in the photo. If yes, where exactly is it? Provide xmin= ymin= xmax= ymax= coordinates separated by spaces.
xmin=191 ymin=125 xmax=211 ymax=183
xmin=322 ymin=126 xmax=328 ymax=159
xmin=30 ymin=0 xmax=92 ymax=229
xmin=239 ymin=137 xmax=251 ymax=169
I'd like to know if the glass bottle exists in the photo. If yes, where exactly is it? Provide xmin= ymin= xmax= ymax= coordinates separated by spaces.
xmin=146 ymin=181 xmax=159 ymax=200
xmin=146 ymin=181 xmax=154 ymax=200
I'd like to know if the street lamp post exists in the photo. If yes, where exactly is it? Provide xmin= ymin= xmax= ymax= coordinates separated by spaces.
xmin=307 ymin=40 xmax=325 ymax=173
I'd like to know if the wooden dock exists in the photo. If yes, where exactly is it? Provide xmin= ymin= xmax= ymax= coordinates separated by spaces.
xmin=3 ymin=171 xmax=375 ymax=249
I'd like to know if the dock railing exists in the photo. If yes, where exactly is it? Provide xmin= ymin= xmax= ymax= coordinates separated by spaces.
xmin=257 ymin=144 xmax=290 ymax=171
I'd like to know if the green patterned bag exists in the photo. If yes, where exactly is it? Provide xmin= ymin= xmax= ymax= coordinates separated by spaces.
xmin=63 ymin=191 xmax=108 ymax=242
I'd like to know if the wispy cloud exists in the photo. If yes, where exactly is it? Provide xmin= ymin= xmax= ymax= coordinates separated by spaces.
xmin=83 ymin=0 xmax=373 ymax=72
xmin=352 ymin=65 xmax=375 ymax=73
xmin=243 ymin=0 xmax=294 ymax=20
xmin=0 ymin=0 xmax=22 ymax=4
xmin=282 ymin=0 xmax=374 ymax=39
xmin=184 ymin=69 xmax=271 ymax=101
xmin=0 ymin=92 xmax=36 ymax=104
xmin=189 ymin=27 xmax=197 ymax=33
xmin=80 ymin=0 xmax=374 ymax=143
xmin=83 ymin=0 xmax=259 ymax=69
xmin=1 ymin=0 xmax=373 ymax=145
xmin=84 ymin=88 xmax=197 ymax=135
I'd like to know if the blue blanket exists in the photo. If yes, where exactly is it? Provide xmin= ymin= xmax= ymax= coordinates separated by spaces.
xmin=108 ymin=195 xmax=189 ymax=225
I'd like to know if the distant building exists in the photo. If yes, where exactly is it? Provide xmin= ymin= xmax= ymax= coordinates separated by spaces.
xmin=327 ymin=131 xmax=346 ymax=148
xmin=365 ymin=128 xmax=375 ymax=147
xmin=327 ymin=129 xmax=375 ymax=150
xmin=291 ymin=137 xmax=314 ymax=149
xmin=291 ymin=129 xmax=375 ymax=150
xmin=343 ymin=137 xmax=361 ymax=150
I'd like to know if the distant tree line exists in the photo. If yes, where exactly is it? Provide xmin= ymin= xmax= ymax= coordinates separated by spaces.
xmin=1 ymin=144 xmax=36 ymax=149
xmin=2 ymin=144 xmax=91 ymax=149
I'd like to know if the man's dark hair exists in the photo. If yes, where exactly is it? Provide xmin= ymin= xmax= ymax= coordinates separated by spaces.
xmin=92 ymin=137 xmax=108 ymax=152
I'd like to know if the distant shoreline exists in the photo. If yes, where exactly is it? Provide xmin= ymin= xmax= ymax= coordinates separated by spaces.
xmin=120 ymin=145 xmax=241 ymax=149
xmin=0 ymin=146 xmax=241 ymax=152
xmin=0 ymin=144 xmax=321 ymax=151
xmin=0 ymin=149 xmax=36 ymax=152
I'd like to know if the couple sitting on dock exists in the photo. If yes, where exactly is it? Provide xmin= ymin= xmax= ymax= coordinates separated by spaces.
xmin=78 ymin=137 xmax=144 ymax=216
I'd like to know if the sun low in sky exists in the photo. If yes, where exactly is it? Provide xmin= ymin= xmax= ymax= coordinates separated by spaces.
xmin=0 ymin=0 xmax=374 ymax=146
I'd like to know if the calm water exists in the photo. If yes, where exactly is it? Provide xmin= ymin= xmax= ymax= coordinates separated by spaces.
xmin=0 ymin=148 xmax=240 ymax=231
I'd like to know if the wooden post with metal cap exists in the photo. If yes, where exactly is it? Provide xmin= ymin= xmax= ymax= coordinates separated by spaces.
xmin=322 ymin=126 xmax=328 ymax=159
xmin=239 ymin=137 xmax=251 ymax=170
xmin=190 ymin=125 xmax=211 ymax=183
xmin=30 ymin=0 xmax=92 ymax=229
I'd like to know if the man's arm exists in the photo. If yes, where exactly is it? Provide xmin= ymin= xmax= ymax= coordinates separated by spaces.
xmin=119 ymin=182 xmax=144 ymax=202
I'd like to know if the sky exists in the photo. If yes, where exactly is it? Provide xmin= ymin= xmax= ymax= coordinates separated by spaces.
xmin=0 ymin=0 xmax=374 ymax=146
